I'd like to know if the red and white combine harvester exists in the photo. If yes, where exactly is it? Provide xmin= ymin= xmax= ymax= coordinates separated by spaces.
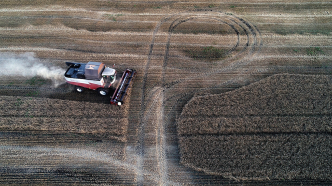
xmin=64 ymin=61 xmax=135 ymax=105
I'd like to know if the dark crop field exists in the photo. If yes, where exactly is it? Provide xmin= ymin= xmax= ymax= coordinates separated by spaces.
xmin=178 ymin=74 xmax=332 ymax=181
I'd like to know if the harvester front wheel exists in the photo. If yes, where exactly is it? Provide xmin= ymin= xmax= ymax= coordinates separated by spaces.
xmin=75 ymin=86 xmax=84 ymax=93
xmin=98 ymin=88 xmax=108 ymax=96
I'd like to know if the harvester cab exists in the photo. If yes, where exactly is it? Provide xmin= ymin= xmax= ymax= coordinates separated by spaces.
xmin=101 ymin=66 xmax=116 ymax=88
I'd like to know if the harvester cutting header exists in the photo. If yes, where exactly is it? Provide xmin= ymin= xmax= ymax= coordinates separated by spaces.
xmin=64 ymin=61 xmax=135 ymax=105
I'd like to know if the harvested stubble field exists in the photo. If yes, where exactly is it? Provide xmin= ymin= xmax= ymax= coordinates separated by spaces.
xmin=178 ymin=74 xmax=332 ymax=180
xmin=0 ymin=0 xmax=331 ymax=185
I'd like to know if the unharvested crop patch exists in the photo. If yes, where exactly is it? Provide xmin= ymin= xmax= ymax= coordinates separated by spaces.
xmin=0 ymin=96 xmax=129 ymax=141
xmin=177 ymin=74 xmax=332 ymax=180
xmin=180 ymin=134 xmax=332 ymax=180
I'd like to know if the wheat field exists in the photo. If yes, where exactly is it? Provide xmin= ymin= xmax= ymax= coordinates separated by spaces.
xmin=178 ymin=74 xmax=332 ymax=180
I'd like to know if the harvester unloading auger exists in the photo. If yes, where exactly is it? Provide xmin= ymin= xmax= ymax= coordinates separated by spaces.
xmin=64 ymin=61 xmax=135 ymax=105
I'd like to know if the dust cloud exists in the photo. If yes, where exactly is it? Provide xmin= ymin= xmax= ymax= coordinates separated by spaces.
xmin=0 ymin=52 xmax=65 ymax=87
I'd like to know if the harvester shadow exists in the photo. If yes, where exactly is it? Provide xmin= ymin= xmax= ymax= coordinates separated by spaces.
xmin=47 ymin=83 xmax=114 ymax=104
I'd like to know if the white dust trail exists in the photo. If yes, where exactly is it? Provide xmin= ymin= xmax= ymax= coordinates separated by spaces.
xmin=0 ymin=52 xmax=65 ymax=87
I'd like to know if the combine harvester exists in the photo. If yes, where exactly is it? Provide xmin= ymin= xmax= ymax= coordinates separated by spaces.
xmin=64 ymin=61 xmax=135 ymax=105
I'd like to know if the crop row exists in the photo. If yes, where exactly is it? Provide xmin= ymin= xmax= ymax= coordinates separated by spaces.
xmin=0 ymin=117 xmax=127 ymax=136
xmin=179 ymin=134 xmax=332 ymax=180
xmin=0 ymin=96 xmax=129 ymax=141
xmin=0 ymin=96 xmax=125 ymax=118
xmin=181 ymin=74 xmax=332 ymax=117
xmin=177 ymin=116 xmax=332 ymax=135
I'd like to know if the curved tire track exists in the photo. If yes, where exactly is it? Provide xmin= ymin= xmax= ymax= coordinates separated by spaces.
xmin=163 ymin=12 xmax=262 ymax=90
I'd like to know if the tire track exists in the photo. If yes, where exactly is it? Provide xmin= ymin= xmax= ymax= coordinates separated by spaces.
xmin=162 ymin=11 xmax=262 ymax=111
xmin=162 ymin=12 xmax=262 ymax=90
xmin=135 ymin=13 xmax=179 ymax=185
